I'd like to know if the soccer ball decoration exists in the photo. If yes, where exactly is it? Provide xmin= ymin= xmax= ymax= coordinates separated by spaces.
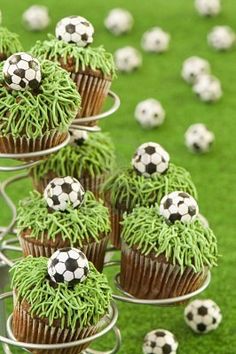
xmin=104 ymin=8 xmax=134 ymax=36
xmin=114 ymin=46 xmax=142 ymax=73
xmin=184 ymin=299 xmax=222 ymax=333
xmin=47 ymin=248 xmax=89 ymax=287
xmin=160 ymin=191 xmax=199 ymax=224
xmin=135 ymin=98 xmax=166 ymax=129
xmin=195 ymin=0 xmax=221 ymax=17
xmin=22 ymin=5 xmax=50 ymax=31
xmin=185 ymin=123 xmax=215 ymax=153
xmin=207 ymin=26 xmax=236 ymax=51
xmin=44 ymin=176 xmax=85 ymax=211
xmin=3 ymin=52 xmax=41 ymax=91
xmin=193 ymin=74 xmax=222 ymax=102
xmin=132 ymin=142 xmax=170 ymax=177
xmin=70 ymin=129 xmax=89 ymax=146
xmin=55 ymin=16 xmax=94 ymax=47
xmin=181 ymin=56 xmax=211 ymax=85
xmin=141 ymin=27 xmax=170 ymax=53
xmin=143 ymin=329 xmax=178 ymax=354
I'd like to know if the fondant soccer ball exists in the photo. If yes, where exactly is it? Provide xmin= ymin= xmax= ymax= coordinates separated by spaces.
xmin=70 ymin=129 xmax=89 ymax=146
xmin=44 ymin=176 xmax=85 ymax=211
xmin=160 ymin=191 xmax=199 ymax=224
xmin=114 ymin=46 xmax=142 ymax=73
xmin=207 ymin=26 xmax=235 ymax=51
xmin=55 ymin=16 xmax=94 ymax=47
xmin=141 ymin=27 xmax=170 ymax=53
xmin=185 ymin=123 xmax=215 ymax=153
xmin=195 ymin=0 xmax=221 ymax=17
xmin=22 ymin=5 xmax=50 ymax=31
xmin=132 ymin=142 xmax=170 ymax=177
xmin=181 ymin=56 xmax=211 ymax=85
xmin=48 ymin=248 xmax=89 ymax=287
xmin=3 ymin=52 xmax=41 ymax=91
xmin=143 ymin=329 xmax=178 ymax=354
xmin=104 ymin=8 xmax=133 ymax=36
xmin=135 ymin=98 xmax=166 ymax=129
xmin=193 ymin=74 xmax=222 ymax=102
xmin=185 ymin=299 xmax=222 ymax=333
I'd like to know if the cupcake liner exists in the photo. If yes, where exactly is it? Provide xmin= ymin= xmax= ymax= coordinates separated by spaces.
xmin=120 ymin=242 xmax=208 ymax=300
xmin=19 ymin=232 xmax=109 ymax=272
xmin=109 ymin=206 xmax=127 ymax=250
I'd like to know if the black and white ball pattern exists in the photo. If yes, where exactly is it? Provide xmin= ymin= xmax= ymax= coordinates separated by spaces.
xmin=104 ymin=8 xmax=134 ymax=36
xmin=132 ymin=142 xmax=170 ymax=177
xmin=160 ymin=191 xmax=199 ymax=224
xmin=143 ymin=329 xmax=178 ymax=354
xmin=193 ymin=74 xmax=222 ymax=102
xmin=207 ymin=26 xmax=235 ymax=51
xmin=47 ymin=248 xmax=89 ymax=287
xmin=135 ymin=98 xmax=166 ymax=129
xmin=181 ymin=56 xmax=211 ymax=85
xmin=3 ymin=52 xmax=41 ymax=91
xmin=44 ymin=176 xmax=85 ymax=211
xmin=141 ymin=27 xmax=170 ymax=53
xmin=195 ymin=0 xmax=221 ymax=17
xmin=185 ymin=299 xmax=222 ymax=333
xmin=114 ymin=46 xmax=142 ymax=73
xmin=22 ymin=5 xmax=50 ymax=31
xmin=70 ymin=129 xmax=89 ymax=146
xmin=55 ymin=16 xmax=94 ymax=47
xmin=185 ymin=123 xmax=215 ymax=153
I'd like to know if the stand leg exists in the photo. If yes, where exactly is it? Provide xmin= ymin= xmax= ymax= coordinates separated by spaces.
xmin=0 ymin=261 xmax=9 ymax=336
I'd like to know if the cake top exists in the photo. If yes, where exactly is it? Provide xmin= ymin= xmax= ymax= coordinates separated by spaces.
xmin=0 ymin=27 xmax=23 ymax=60
xmin=121 ymin=205 xmax=218 ymax=273
xmin=11 ymin=255 xmax=111 ymax=329
xmin=0 ymin=58 xmax=81 ymax=138
xmin=16 ymin=190 xmax=110 ymax=246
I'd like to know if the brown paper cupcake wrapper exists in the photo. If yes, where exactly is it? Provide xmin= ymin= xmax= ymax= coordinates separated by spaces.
xmin=109 ymin=206 xmax=128 ymax=250
xmin=120 ymin=242 xmax=208 ymax=300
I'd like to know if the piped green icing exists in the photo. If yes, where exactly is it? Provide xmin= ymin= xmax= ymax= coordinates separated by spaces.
xmin=121 ymin=206 xmax=218 ymax=273
xmin=0 ymin=27 xmax=23 ymax=59
xmin=16 ymin=191 xmax=110 ymax=245
xmin=31 ymin=132 xmax=115 ymax=181
xmin=103 ymin=163 xmax=197 ymax=209
xmin=0 ymin=59 xmax=81 ymax=138
xmin=11 ymin=256 xmax=112 ymax=330
xmin=31 ymin=34 xmax=116 ymax=78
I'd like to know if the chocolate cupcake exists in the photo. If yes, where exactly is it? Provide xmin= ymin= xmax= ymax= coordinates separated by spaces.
xmin=30 ymin=131 xmax=115 ymax=198
xmin=11 ymin=249 xmax=112 ymax=354
xmin=120 ymin=192 xmax=218 ymax=299
xmin=0 ymin=27 xmax=23 ymax=61
xmin=17 ymin=177 xmax=110 ymax=272
xmin=30 ymin=16 xmax=116 ymax=124
xmin=103 ymin=142 xmax=197 ymax=248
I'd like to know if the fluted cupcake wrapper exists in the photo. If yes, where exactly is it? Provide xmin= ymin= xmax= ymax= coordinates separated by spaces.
xmin=109 ymin=206 xmax=128 ymax=250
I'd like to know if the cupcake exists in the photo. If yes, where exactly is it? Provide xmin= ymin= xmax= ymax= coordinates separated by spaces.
xmin=0 ymin=52 xmax=80 ymax=155
xmin=103 ymin=142 xmax=197 ymax=248
xmin=120 ymin=192 xmax=218 ymax=299
xmin=11 ymin=249 xmax=112 ymax=354
xmin=30 ymin=16 xmax=116 ymax=123
xmin=0 ymin=27 xmax=23 ymax=61
xmin=30 ymin=131 xmax=115 ymax=198
xmin=17 ymin=177 xmax=110 ymax=272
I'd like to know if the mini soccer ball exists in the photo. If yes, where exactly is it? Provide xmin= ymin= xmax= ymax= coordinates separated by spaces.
xmin=104 ymin=8 xmax=133 ymax=36
xmin=185 ymin=123 xmax=215 ymax=153
xmin=193 ymin=74 xmax=222 ymax=102
xmin=3 ymin=52 xmax=41 ymax=91
xmin=114 ymin=46 xmax=142 ymax=73
xmin=132 ymin=142 xmax=170 ymax=177
xmin=55 ymin=16 xmax=94 ymax=47
xmin=141 ymin=27 xmax=170 ymax=53
xmin=135 ymin=99 xmax=166 ymax=129
xmin=160 ymin=191 xmax=199 ymax=224
xmin=22 ymin=5 xmax=50 ymax=31
xmin=185 ymin=299 xmax=222 ymax=333
xmin=44 ymin=176 xmax=85 ymax=211
xmin=70 ymin=129 xmax=89 ymax=146
xmin=207 ymin=26 xmax=235 ymax=51
xmin=195 ymin=0 xmax=221 ymax=17
xmin=181 ymin=56 xmax=211 ymax=85
xmin=143 ymin=329 xmax=178 ymax=354
xmin=47 ymin=248 xmax=89 ymax=287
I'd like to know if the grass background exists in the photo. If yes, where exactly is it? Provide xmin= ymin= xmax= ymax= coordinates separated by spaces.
xmin=0 ymin=0 xmax=236 ymax=353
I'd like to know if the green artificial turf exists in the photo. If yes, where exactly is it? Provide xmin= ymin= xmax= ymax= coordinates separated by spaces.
xmin=0 ymin=0 xmax=236 ymax=353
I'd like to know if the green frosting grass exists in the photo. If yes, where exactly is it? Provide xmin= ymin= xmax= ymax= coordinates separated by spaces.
xmin=121 ymin=206 xmax=218 ymax=273
xmin=31 ymin=34 xmax=116 ymax=78
xmin=31 ymin=132 xmax=115 ymax=181
xmin=11 ymin=256 xmax=112 ymax=330
xmin=103 ymin=163 xmax=197 ymax=209
xmin=0 ymin=59 xmax=81 ymax=138
xmin=16 ymin=191 xmax=110 ymax=245
xmin=0 ymin=27 xmax=23 ymax=59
